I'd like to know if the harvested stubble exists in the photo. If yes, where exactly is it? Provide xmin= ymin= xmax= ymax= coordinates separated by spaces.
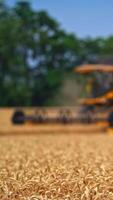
xmin=0 ymin=134 xmax=113 ymax=200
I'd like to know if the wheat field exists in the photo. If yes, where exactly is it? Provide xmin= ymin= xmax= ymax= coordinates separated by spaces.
xmin=0 ymin=133 xmax=113 ymax=200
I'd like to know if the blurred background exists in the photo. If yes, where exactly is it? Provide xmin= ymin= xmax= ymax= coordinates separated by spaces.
xmin=1 ymin=0 xmax=113 ymax=107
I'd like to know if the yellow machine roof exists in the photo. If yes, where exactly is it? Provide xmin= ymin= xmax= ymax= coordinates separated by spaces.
xmin=75 ymin=64 xmax=113 ymax=74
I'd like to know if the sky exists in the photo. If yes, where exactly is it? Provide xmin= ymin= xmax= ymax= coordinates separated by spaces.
xmin=7 ymin=0 xmax=113 ymax=38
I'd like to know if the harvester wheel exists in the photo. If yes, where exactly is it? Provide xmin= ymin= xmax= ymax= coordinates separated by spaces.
xmin=12 ymin=110 xmax=25 ymax=124
xmin=108 ymin=111 xmax=113 ymax=127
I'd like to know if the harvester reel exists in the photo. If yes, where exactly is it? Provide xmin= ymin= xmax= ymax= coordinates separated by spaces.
xmin=57 ymin=109 xmax=72 ymax=124
xmin=108 ymin=111 xmax=113 ymax=127
xmin=79 ymin=106 xmax=95 ymax=124
xmin=33 ymin=109 xmax=48 ymax=123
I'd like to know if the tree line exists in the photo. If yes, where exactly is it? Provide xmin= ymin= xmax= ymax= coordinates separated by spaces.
xmin=0 ymin=0 xmax=113 ymax=106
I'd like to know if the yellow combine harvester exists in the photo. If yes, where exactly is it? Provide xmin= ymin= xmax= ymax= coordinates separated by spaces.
xmin=12 ymin=64 xmax=113 ymax=129
xmin=75 ymin=64 xmax=113 ymax=128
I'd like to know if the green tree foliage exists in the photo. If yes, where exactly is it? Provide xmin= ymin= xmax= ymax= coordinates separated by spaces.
xmin=79 ymin=37 xmax=105 ymax=63
xmin=0 ymin=0 xmax=81 ymax=106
